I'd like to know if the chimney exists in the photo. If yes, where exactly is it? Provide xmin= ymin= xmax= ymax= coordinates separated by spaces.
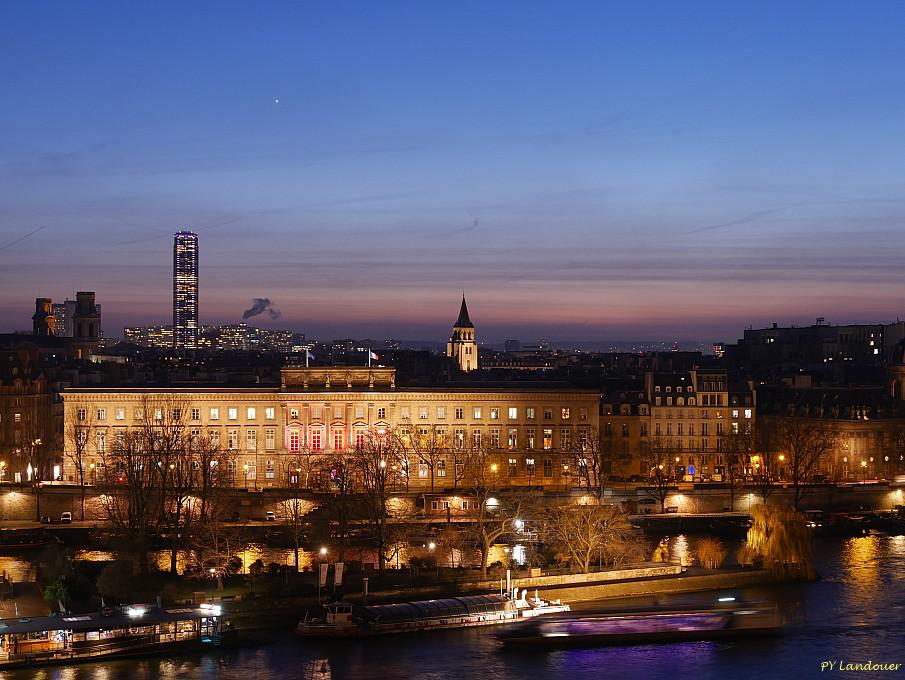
xmin=32 ymin=298 xmax=55 ymax=337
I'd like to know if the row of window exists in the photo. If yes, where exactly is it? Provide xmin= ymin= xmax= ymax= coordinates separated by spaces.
xmin=286 ymin=426 xmax=588 ymax=452
xmin=286 ymin=406 xmax=588 ymax=422
xmin=77 ymin=406 xmax=278 ymax=422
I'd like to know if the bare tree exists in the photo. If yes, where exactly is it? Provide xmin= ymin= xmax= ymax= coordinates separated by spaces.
xmin=351 ymin=428 xmax=407 ymax=576
xmin=278 ymin=495 xmax=317 ymax=571
xmin=400 ymin=424 xmax=448 ymax=492
xmin=720 ymin=429 xmax=754 ymax=512
xmin=316 ymin=452 xmax=356 ymax=561
xmin=573 ymin=426 xmax=632 ymax=501
xmin=749 ymin=448 xmax=780 ymax=504
xmin=764 ymin=418 xmax=838 ymax=510
xmin=639 ymin=438 xmax=675 ymax=512
xmin=65 ymin=407 xmax=93 ymax=520
xmin=542 ymin=503 xmax=639 ymax=573
xmin=462 ymin=445 xmax=533 ymax=576
xmin=100 ymin=428 xmax=161 ymax=576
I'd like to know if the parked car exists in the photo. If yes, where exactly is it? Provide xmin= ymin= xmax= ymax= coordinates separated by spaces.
xmin=264 ymin=511 xmax=276 ymax=522
xmin=629 ymin=474 xmax=645 ymax=483
xmin=60 ymin=512 xmax=72 ymax=524
xmin=39 ymin=515 xmax=52 ymax=524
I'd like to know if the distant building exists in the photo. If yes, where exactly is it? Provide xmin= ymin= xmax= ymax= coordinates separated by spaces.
xmin=52 ymin=299 xmax=76 ymax=337
xmin=447 ymin=296 xmax=478 ymax=372
xmin=123 ymin=325 xmax=174 ymax=349
xmin=504 ymin=339 xmax=521 ymax=352
xmin=173 ymin=231 xmax=199 ymax=349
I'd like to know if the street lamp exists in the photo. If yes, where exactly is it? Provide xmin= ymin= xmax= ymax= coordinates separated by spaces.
xmin=861 ymin=459 xmax=867 ymax=483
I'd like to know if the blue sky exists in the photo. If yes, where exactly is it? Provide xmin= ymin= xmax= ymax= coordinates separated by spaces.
xmin=2 ymin=2 xmax=905 ymax=342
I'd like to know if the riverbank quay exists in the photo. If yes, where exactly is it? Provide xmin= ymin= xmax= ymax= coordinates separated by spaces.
xmin=216 ymin=564 xmax=782 ymax=631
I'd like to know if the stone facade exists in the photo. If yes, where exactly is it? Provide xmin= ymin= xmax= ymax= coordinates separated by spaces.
xmin=60 ymin=367 xmax=600 ymax=491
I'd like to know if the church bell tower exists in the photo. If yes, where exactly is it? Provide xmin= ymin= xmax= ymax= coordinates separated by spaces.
xmin=447 ymin=296 xmax=478 ymax=372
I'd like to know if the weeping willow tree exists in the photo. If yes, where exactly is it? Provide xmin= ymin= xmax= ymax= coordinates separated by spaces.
xmin=696 ymin=537 xmax=727 ymax=570
xmin=738 ymin=504 xmax=814 ymax=579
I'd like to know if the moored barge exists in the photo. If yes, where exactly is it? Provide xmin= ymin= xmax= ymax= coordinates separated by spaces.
xmin=297 ymin=589 xmax=569 ymax=637
xmin=0 ymin=603 xmax=232 ymax=668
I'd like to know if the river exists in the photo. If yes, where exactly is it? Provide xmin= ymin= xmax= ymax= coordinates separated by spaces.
xmin=1 ymin=535 xmax=903 ymax=680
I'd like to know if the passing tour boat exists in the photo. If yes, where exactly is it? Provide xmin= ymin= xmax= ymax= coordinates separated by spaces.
xmin=297 ymin=589 xmax=570 ymax=637
xmin=496 ymin=600 xmax=783 ymax=648
xmin=0 ymin=603 xmax=233 ymax=668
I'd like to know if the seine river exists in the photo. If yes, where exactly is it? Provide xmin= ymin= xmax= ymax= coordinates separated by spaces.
xmin=2 ymin=535 xmax=903 ymax=680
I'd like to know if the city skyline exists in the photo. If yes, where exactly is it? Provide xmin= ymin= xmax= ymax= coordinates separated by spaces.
xmin=3 ymin=3 xmax=905 ymax=341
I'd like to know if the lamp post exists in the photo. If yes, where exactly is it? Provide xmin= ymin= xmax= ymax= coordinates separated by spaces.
xmin=860 ymin=459 xmax=867 ymax=483
xmin=243 ymin=463 xmax=249 ymax=490
xmin=778 ymin=454 xmax=785 ymax=481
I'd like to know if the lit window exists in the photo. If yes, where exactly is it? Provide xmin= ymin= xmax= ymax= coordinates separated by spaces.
xmin=473 ymin=407 xmax=482 ymax=419
xmin=526 ymin=458 xmax=535 ymax=477
xmin=228 ymin=408 xmax=237 ymax=421
xmin=437 ymin=406 xmax=446 ymax=419
xmin=508 ymin=458 xmax=517 ymax=477
xmin=96 ymin=431 xmax=106 ymax=453
xmin=288 ymin=429 xmax=300 ymax=452
xmin=246 ymin=429 xmax=257 ymax=451
xmin=526 ymin=429 xmax=535 ymax=449
xmin=265 ymin=430 xmax=275 ymax=450
xmin=561 ymin=408 xmax=570 ymax=420
xmin=490 ymin=429 xmax=500 ymax=448
xmin=247 ymin=407 xmax=257 ymax=420
xmin=333 ymin=428 xmax=345 ymax=450
xmin=526 ymin=407 xmax=536 ymax=419
xmin=290 ymin=408 xmax=300 ymax=419
xmin=744 ymin=409 xmax=752 ymax=419
xmin=508 ymin=428 xmax=518 ymax=449
xmin=437 ymin=460 xmax=446 ymax=478
xmin=400 ymin=406 xmax=410 ymax=419
xmin=490 ymin=408 xmax=500 ymax=420
xmin=115 ymin=408 xmax=125 ymax=421
xmin=419 ymin=407 xmax=428 ymax=420
xmin=311 ymin=429 xmax=322 ymax=451
xmin=210 ymin=408 xmax=219 ymax=420
xmin=508 ymin=407 xmax=518 ymax=420
xmin=97 ymin=408 xmax=106 ymax=421
xmin=265 ymin=407 xmax=275 ymax=420
xmin=76 ymin=409 xmax=86 ymax=421
xmin=543 ymin=428 xmax=553 ymax=450
xmin=228 ymin=430 xmax=238 ymax=450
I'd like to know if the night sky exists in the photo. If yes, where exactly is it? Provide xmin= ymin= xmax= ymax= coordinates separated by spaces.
xmin=2 ymin=2 xmax=905 ymax=342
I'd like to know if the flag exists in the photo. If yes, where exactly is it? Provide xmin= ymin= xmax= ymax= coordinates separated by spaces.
xmin=334 ymin=562 xmax=344 ymax=586
xmin=368 ymin=350 xmax=379 ymax=361
xmin=306 ymin=349 xmax=315 ymax=361
xmin=319 ymin=563 xmax=329 ymax=588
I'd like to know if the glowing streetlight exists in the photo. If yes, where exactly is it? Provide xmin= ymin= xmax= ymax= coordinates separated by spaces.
xmin=778 ymin=454 xmax=785 ymax=462
xmin=490 ymin=463 xmax=498 ymax=473
xmin=428 ymin=542 xmax=436 ymax=551
xmin=319 ymin=546 xmax=328 ymax=557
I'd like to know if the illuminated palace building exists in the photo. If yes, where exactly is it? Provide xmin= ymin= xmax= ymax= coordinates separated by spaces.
xmin=61 ymin=367 xmax=599 ymax=491
xmin=173 ymin=231 xmax=199 ymax=350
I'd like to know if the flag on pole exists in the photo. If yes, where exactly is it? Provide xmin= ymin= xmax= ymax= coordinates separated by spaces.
xmin=368 ymin=350 xmax=379 ymax=366
xmin=334 ymin=562 xmax=344 ymax=586
xmin=319 ymin=563 xmax=329 ymax=588
xmin=305 ymin=349 xmax=314 ymax=367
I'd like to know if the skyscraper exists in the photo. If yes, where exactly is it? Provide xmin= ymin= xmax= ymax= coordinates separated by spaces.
xmin=173 ymin=231 xmax=199 ymax=349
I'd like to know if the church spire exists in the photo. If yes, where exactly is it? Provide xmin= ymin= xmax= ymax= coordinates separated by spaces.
xmin=455 ymin=295 xmax=474 ymax=329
